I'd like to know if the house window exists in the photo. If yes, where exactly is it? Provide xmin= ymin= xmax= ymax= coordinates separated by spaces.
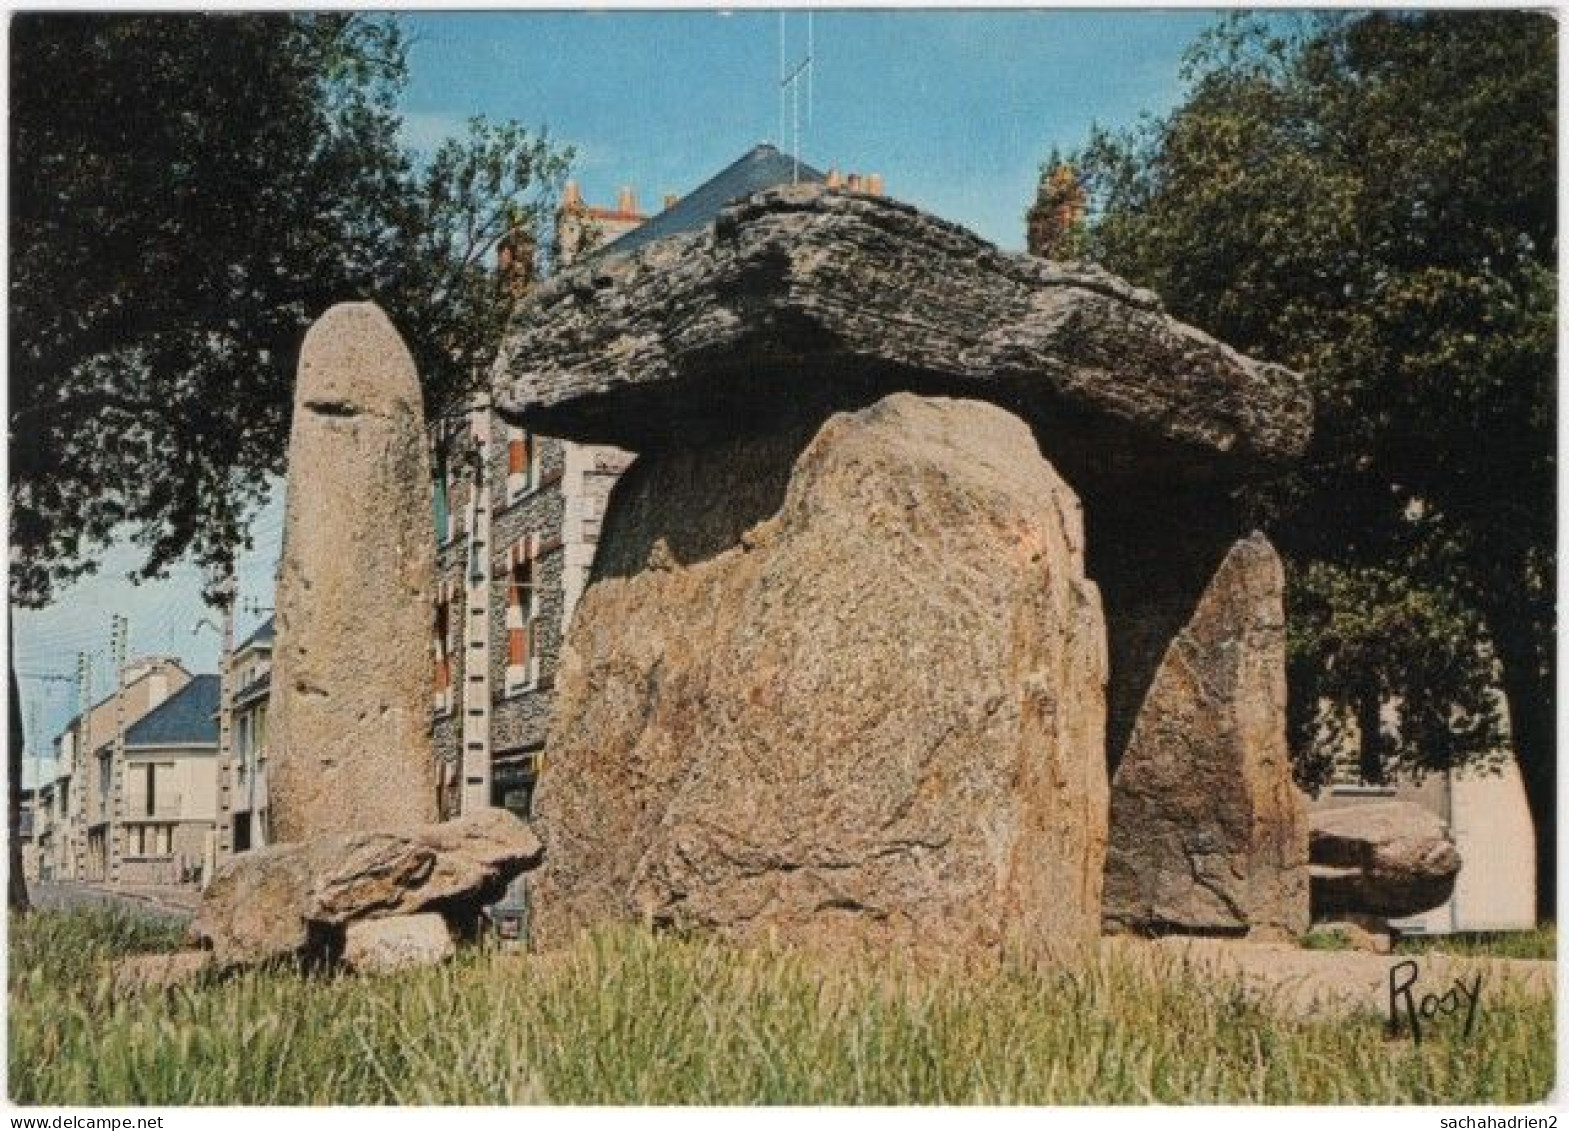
xmin=432 ymin=438 xmax=461 ymax=546
xmin=506 ymin=548 xmax=540 ymax=694
xmin=132 ymin=824 xmax=172 ymax=858
xmin=491 ymin=753 xmax=539 ymax=820
xmin=433 ymin=591 xmax=454 ymax=712
xmin=143 ymin=763 xmax=157 ymax=817
xmin=237 ymin=714 xmax=251 ymax=780
xmin=433 ymin=467 xmax=452 ymax=543
xmin=506 ymin=428 xmax=537 ymax=503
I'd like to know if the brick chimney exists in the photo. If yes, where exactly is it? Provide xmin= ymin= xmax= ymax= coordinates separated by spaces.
xmin=617 ymin=186 xmax=638 ymax=215
xmin=866 ymin=173 xmax=885 ymax=197
xmin=562 ymin=180 xmax=583 ymax=210
xmin=663 ymin=193 xmax=679 ymax=211
xmin=826 ymin=167 xmax=843 ymax=189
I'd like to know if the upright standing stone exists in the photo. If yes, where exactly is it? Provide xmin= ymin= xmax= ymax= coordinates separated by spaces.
xmin=1102 ymin=532 xmax=1309 ymax=938
xmin=531 ymin=394 xmax=1110 ymax=952
xmin=268 ymin=302 xmax=439 ymax=842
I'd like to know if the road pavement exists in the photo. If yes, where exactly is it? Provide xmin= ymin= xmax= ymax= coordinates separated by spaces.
xmin=28 ymin=880 xmax=197 ymax=923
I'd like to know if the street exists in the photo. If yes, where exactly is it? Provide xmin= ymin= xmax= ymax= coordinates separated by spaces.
xmin=28 ymin=880 xmax=197 ymax=923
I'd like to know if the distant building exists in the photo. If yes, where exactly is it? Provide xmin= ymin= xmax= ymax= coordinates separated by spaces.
xmin=216 ymin=617 xmax=274 ymax=859
xmin=50 ymin=657 xmax=192 ymax=883
xmin=117 ymin=675 xmax=221 ymax=887
xmin=32 ymin=779 xmax=65 ymax=882
xmin=18 ymin=787 xmax=38 ymax=882
xmin=555 ymin=181 xmax=648 ymax=265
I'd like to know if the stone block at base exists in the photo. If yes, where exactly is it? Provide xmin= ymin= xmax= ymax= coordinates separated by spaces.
xmin=343 ymin=913 xmax=455 ymax=974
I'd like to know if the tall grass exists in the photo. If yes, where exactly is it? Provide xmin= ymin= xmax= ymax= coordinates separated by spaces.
xmin=8 ymin=908 xmax=1554 ymax=1105
xmin=1396 ymin=925 xmax=1556 ymax=962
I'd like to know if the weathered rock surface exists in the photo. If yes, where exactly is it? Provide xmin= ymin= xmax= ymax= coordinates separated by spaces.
xmin=1309 ymin=802 xmax=1461 ymax=920
xmin=191 ymin=809 xmax=543 ymax=967
xmin=343 ymin=913 xmax=456 ymax=974
xmin=494 ymin=185 xmax=1311 ymax=486
xmin=268 ymin=301 xmax=439 ymax=842
xmin=531 ymin=393 xmax=1109 ymax=952
xmin=109 ymin=950 xmax=215 ymax=994
xmin=1102 ymin=533 xmax=1309 ymax=939
xmin=495 ymin=188 xmax=1314 ymax=786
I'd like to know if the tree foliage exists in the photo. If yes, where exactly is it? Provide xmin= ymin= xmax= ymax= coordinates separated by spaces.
xmin=1025 ymin=146 xmax=1089 ymax=259
xmin=9 ymin=13 xmax=573 ymax=607
xmin=1070 ymin=11 xmax=1555 ymax=908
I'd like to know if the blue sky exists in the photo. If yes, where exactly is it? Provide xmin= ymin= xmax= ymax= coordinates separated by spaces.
xmin=14 ymin=8 xmax=1233 ymax=779
xmin=397 ymin=9 xmax=1226 ymax=249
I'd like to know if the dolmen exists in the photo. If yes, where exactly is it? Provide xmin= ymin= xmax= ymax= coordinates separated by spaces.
xmin=493 ymin=185 xmax=1316 ymax=951
xmin=192 ymin=808 xmax=544 ymax=972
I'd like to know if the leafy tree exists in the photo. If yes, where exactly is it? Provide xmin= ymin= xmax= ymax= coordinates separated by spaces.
xmin=1025 ymin=147 xmax=1089 ymax=259
xmin=7 ymin=13 xmax=572 ymax=908
xmin=1071 ymin=12 xmax=1555 ymax=914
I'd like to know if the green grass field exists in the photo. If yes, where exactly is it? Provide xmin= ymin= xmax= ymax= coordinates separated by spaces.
xmin=7 ymin=908 xmax=1555 ymax=1105
xmin=1396 ymin=925 xmax=1557 ymax=962
xmin=1301 ymin=923 xmax=1556 ymax=961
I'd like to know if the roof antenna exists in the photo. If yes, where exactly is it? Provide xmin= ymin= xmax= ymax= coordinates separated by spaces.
xmin=777 ymin=10 xmax=785 ymax=153
xmin=779 ymin=11 xmax=814 ymax=183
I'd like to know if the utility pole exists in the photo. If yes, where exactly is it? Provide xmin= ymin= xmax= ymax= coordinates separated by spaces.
xmin=71 ymin=651 xmax=92 ymax=883
xmin=460 ymin=402 xmax=494 ymax=818
xmin=213 ymin=568 xmax=238 ymax=868
xmin=106 ymin=615 xmax=128 ymax=886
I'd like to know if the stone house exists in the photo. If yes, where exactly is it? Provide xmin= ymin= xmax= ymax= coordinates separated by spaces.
xmin=117 ymin=675 xmax=221 ymax=887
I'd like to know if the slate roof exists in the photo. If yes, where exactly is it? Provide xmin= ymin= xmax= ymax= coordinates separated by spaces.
xmin=51 ymin=660 xmax=191 ymax=748
xmin=238 ymin=615 xmax=275 ymax=653
xmin=124 ymin=675 xmax=220 ymax=748
xmin=597 ymin=144 xmax=827 ymax=259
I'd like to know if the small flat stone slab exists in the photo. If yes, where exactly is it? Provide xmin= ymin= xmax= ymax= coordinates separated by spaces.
xmin=191 ymin=808 xmax=543 ymax=968
xmin=343 ymin=913 xmax=455 ymax=974
xmin=494 ymin=186 xmax=1311 ymax=486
